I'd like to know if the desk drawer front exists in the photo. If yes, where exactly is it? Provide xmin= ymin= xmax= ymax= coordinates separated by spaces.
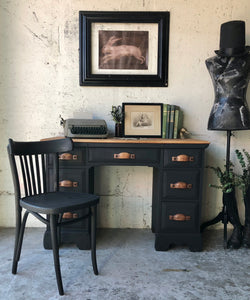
xmin=88 ymin=147 xmax=159 ymax=164
xmin=164 ymin=149 xmax=201 ymax=168
xmin=161 ymin=202 xmax=197 ymax=231
xmin=59 ymin=149 xmax=85 ymax=166
xmin=163 ymin=170 xmax=200 ymax=199
xmin=59 ymin=169 xmax=86 ymax=192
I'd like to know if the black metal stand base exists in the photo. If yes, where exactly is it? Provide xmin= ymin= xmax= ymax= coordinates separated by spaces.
xmin=200 ymin=205 xmax=228 ymax=249
xmin=200 ymin=211 xmax=224 ymax=231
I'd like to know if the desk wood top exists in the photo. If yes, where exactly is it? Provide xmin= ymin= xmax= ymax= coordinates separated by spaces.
xmin=43 ymin=136 xmax=209 ymax=144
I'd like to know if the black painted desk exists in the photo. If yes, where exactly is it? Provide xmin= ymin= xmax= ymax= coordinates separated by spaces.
xmin=44 ymin=138 xmax=209 ymax=251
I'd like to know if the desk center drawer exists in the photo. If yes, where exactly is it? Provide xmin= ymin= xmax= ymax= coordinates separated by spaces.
xmin=88 ymin=147 xmax=160 ymax=164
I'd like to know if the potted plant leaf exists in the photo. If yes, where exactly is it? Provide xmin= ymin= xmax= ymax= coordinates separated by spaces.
xmin=111 ymin=105 xmax=123 ymax=137
xmin=235 ymin=149 xmax=250 ymax=248
xmin=207 ymin=163 xmax=243 ymax=249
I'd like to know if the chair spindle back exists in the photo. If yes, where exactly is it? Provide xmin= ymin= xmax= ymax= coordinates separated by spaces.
xmin=7 ymin=138 xmax=73 ymax=200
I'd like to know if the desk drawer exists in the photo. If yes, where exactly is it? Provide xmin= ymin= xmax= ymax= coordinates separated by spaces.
xmin=59 ymin=149 xmax=85 ymax=166
xmin=88 ymin=147 xmax=160 ymax=164
xmin=48 ymin=149 xmax=84 ymax=167
xmin=59 ymin=169 xmax=86 ymax=192
xmin=162 ymin=170 xmax=200 ymax=199
xmin=161 ymin=202 xmax=198 ymax=231
xmin=164 ymin=149 xmax=202 ymax=168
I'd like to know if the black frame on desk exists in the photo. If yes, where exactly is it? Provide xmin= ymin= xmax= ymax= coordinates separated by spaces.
xmin=122 ymin=103 xmax=163 ymax=138
xmin=79 ymin=11 xmax=170 ymax=87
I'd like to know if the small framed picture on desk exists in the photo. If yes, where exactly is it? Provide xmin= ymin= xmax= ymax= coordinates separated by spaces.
xmin=122 ymin=103 xmax=163 ymax=138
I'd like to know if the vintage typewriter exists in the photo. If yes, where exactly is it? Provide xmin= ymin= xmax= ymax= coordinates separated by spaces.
xmin=60 ymin=117 xmax=108 ymax=138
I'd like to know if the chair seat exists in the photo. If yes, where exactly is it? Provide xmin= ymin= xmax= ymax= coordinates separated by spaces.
xmin=20 ymin=192 xmax=99 ymax=214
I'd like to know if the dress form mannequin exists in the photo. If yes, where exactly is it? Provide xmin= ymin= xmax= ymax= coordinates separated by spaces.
xmin=205 ymin=20 xmax=250 ymax=249
xmin=206 ymin=54 xmax=250 ymax=131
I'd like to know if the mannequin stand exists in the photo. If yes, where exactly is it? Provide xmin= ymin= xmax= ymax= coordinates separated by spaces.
xmin=200 ymin=130 xmax=231 ymax=249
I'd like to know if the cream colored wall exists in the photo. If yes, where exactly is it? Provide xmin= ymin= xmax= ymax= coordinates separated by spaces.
xmin=0 ymin=0 xmax=250 ymax=228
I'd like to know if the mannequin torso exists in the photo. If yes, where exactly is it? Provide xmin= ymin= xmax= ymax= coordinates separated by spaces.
xmin=206 ymin=53 xmax=250 ymax=130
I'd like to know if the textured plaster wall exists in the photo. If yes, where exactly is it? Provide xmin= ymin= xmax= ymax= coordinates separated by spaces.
xmin=0 ymin=0 xmax=250 ymax=228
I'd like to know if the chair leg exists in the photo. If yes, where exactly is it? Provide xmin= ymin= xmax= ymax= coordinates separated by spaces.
xmin=91 ymin=205 xmax=98 ymax=275
xmin=12 ymin=210 xmax=29 ymax=274
xmin=57 ymin=213 xmax=63 ymax=246
xmin=12 ymin=209 xmax=21 ymax=274
xmin=50 ymin=214 xmax=64 ymax=296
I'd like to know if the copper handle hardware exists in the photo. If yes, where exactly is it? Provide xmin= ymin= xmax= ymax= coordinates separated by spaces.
xmin=59 ymin=180 xmax=78 ymax=188
xmin=172 ymin=154 xmax=194 ymax=162
xmin=169 ymin=214 xmax=191 ymax=221
xmin=62 ymin=212 xmax=78 ymax=219
xmin=63 ymin=212 xmax=73 ymax=219
xmin=59 ymin=153 xmax=78 ymax=160
xmin=114 ymin=152 xmax=135 ymax=159
xmin=170 ymin=182 xmax=192 ymax=189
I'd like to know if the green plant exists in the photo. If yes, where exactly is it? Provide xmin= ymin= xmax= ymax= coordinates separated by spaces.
xmin=111 ymin=105 xmax=123 ymax=124
xmin=207 ymin=163 xmax=236 ymax=193
xmin=235 ymin=149 xmax=250 ymax=196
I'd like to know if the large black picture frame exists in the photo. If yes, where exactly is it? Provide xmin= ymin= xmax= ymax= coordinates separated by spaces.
xmin=79 ymin=11 xmax=170 ymax=87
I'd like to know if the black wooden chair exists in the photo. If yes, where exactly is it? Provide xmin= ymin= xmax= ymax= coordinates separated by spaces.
xmin=7 ymin=137 xmax=99 ymax=296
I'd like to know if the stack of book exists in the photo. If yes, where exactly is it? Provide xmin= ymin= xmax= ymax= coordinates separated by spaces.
xmin=162 ymin=104 xmax=183 ymax=139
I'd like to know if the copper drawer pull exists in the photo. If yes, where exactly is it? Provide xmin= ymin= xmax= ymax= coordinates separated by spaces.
xmin=114 ymin=152 xmax=135 ymax=159
xmin=63 ymin=212 xmax=73 ymax=219
xmin=59 ymin=180 xmax=78 ymax=188
xmin=62 ymin=212 xmax=78 ymax=219
xmin=169 ymin=214 xmax=191 ymax=221
xmin=170 ymin=182 xmax=192 ymax=189
xmin=172 ymin=154 xmax=194 ymax=162
xmin=59 ymin=153 xmax=78 ymax=160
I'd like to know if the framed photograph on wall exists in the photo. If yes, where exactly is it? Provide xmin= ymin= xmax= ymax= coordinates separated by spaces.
xmin=79 ymin=11 xmax=170 ymax=87
xmin=122 ymin=103 xmax=163 ymax=137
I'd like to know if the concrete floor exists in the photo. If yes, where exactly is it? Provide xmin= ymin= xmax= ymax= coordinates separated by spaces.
xmin=0 ymin=228 xmax=250 ymax=300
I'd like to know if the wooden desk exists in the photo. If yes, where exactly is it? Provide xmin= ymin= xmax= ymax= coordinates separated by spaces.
xmin=44 ymin=138 xmax=209 ymax=251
